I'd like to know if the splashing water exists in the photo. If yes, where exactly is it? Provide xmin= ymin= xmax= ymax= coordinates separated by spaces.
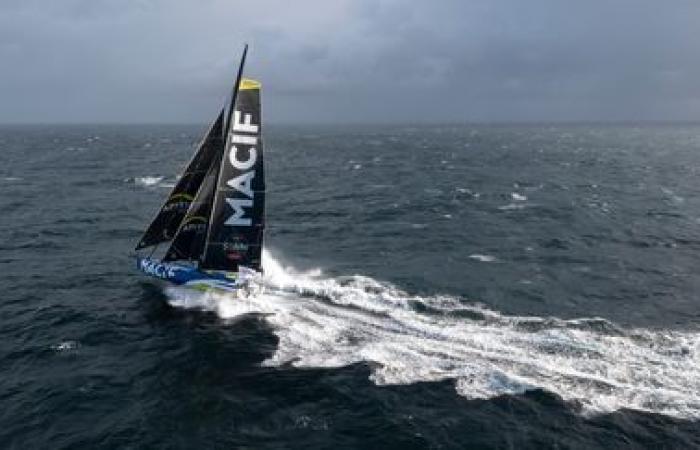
xmin=164 ymin=250 xmax=700 ymax=419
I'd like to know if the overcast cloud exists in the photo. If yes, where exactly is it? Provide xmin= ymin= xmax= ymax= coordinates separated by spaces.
xmin=0 ymin=0 xmax=699 ymax=123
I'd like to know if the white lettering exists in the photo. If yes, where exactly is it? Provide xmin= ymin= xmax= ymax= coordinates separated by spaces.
xmin=224 ymin=109 xmax=259 ymax=228
xmin=228 ymin=145 xmax=257 ymax=170
xmin=231 ymin=134 xmax=257 ymax=145
xmin=224 ymin=198 xmax=253 ymax=226
xmin=226 ymin=171 xmax=255 ymax=198
xmin=140 ymin=259 xmax=176 ymax=279
xmin=232 ymin=110 xmax=258 ymax=134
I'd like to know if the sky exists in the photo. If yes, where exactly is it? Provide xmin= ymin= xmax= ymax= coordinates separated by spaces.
xmin=0 ymin=0 xmax=699 ymax=124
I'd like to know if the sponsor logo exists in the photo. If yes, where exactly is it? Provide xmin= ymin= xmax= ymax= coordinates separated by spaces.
xmin=225 ymin=109 xmax=258 ymax=227
xmin=139 ymin=259 xmax=177 ymax=279
xmin=223 ymin=239 xmax=249 ymax=261
xmin=163 ymin=194 xmax=194 ymax=212
xmin=163 ymin=201 xmax=191 ymax=212
xmin=180 ymin=216 xmax=207 ymax=233
xmin=181 ymin=222 xmax=206 ymax=233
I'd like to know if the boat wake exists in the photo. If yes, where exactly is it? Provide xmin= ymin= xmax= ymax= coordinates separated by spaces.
xmin=164 ymin=250 xmax=700 ymax=419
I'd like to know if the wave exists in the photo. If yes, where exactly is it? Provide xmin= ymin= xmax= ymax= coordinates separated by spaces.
xmin=129 ymin=176 xmax=174 ymax=189
xmin=164 ymin=250 xmax=700 ymax=419
xmin=468 ymin=254 xmax=498 ymax=263
xmin=51 ymin=340 xmax=78 ymax=352
xmin=498 ymin=203 xmax=527 ymax=211
xmin=137 ymin=176 xmax=164 ymax=187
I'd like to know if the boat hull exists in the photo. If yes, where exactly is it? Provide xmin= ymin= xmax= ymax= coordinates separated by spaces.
xmin=136 ymin=257 xmax=242 ymax=292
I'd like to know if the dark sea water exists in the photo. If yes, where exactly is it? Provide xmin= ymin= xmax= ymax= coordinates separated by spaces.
xmin=2 ymin=123 xmax=700 ymax=449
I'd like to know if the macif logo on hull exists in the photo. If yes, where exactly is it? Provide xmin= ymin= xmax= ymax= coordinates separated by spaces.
xmin=225 ymin=109 xmax=259 ymax=227
xmin=139 ymin=258 xmax=177 ymax=279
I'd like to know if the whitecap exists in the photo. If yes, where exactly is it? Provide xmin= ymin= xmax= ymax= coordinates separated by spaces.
xmin=468 ymin=254 xmax=497 ymax=263
xmin=134 ymin=176 xmax=164 ymax=187
xmin=52 ymin=340 xmax=78 ymax=352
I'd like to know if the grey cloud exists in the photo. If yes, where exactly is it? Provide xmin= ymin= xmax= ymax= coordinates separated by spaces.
xmin=0 ymin=0 xmax=698 ymax=123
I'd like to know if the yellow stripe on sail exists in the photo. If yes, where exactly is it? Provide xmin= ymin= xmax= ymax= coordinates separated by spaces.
xmin=240 ymin=78 xmax=261 ymax=90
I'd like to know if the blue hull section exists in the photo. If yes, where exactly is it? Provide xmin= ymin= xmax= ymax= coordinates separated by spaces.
xmin=136 ymin=257 xmax=242 ymax=292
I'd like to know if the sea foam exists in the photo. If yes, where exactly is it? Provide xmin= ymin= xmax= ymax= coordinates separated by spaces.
xmin=164 ymin=250 xmax=700 ymax=419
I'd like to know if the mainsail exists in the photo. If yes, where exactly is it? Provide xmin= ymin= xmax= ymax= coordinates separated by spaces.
xmin=200 ymin=78 xmax=265 ymax=272
xmin=135 ymin=110 xmax=224 ymax=249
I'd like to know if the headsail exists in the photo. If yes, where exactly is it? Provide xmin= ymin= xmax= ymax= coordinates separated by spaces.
xmin=200 ymin=78 xmax=265 ymax=272
xmin=135 ymin=110 xmax=224 ymax=250
xmin=162 ymin=150 xmax=222 ymax=262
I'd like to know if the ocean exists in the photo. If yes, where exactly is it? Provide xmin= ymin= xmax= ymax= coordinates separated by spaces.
xmin=1 ymin=123 xmax=699 ymax=449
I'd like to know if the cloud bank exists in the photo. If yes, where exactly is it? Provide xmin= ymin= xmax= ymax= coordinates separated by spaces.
xmin=1 ymin=0 xmax=698 ymax=123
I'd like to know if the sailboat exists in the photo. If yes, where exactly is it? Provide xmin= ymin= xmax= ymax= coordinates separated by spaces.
xmin=134 ymin=45 xmax=264 ymax=293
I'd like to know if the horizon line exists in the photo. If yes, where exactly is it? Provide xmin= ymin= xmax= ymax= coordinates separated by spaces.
xmin=1 ymin=120 xmax=700 ymax=127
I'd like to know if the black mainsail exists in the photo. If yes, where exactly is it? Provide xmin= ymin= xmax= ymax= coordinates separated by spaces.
xmin=200 ymin=78 xmax=265 ymax=272
xmin=135 ymin=110 xmax=224 ymax=250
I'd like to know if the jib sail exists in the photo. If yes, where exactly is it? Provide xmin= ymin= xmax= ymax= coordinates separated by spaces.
xmin=200 ymin=78 xmax=265 ymax=272
xmin=162 ymin=151 xmax=221 ymax=262
xmin=135 ymin=110 xmax=224 ymax=250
